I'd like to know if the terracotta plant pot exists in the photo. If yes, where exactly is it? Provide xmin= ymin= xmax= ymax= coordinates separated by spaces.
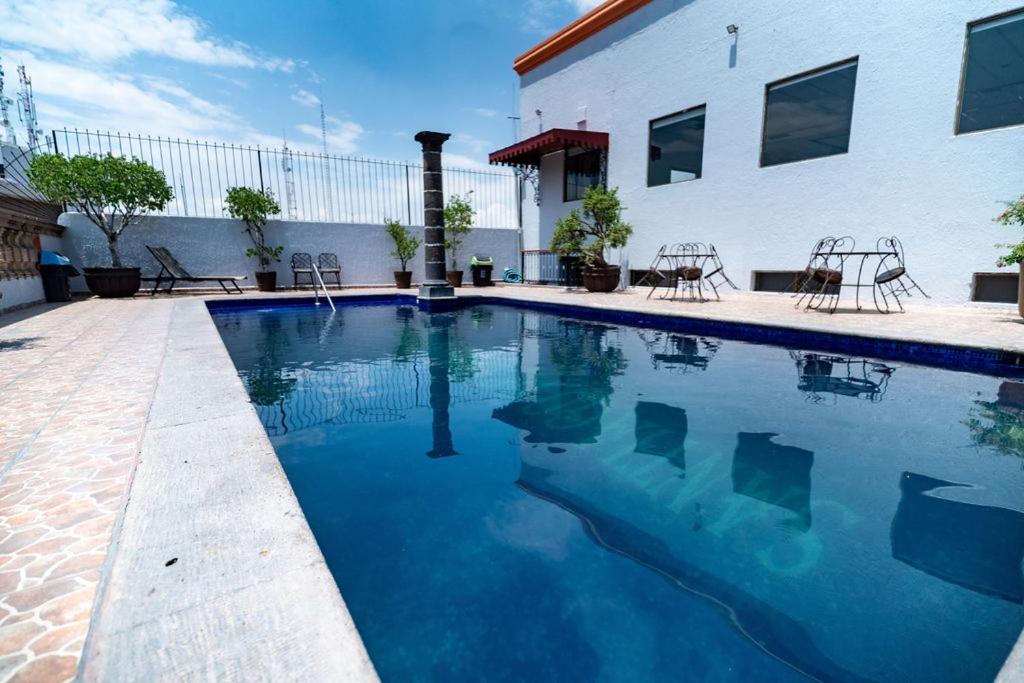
xmin=255 ymin=271 xmax=277 ymax=292
xmin=582 ymin=266 xmax=621 ymax=293
xmin=394 ymin=271 xmax=413 ymax=289
xmin=83 ymin=267 xmax=141 ymax=298
xmin=446 ymin=271 xmax=464 ymax=288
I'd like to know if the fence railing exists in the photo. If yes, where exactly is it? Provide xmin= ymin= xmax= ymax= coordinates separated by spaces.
xmin=522 ymin=250 xmax=582 ymax=286
xmin=49 ymin=128 xmax=520 ymax=228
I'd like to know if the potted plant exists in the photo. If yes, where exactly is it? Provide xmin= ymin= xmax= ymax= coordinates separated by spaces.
xmin=225 ymin=187 xmax=282 ymax=292
xmin=26 ymin=153 xmax=172 ymax=297
xmin=994 ymin=194 xmax=1024 ymax=318
xmin=385 ymin=218 xmax=420 ymax=289
xmin=550 ymin=185 xmax=633 ymax=292
xmin=443 ymin=192 xmax=474 ymax=288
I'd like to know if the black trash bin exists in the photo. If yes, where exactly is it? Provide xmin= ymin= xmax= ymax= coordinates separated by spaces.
xmin=470 ymin=255 xmax=494 ymax=287
xmin=39 ymin=251 xmax=79 ymax=302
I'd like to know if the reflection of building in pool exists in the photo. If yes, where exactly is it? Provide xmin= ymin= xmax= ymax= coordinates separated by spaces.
xmin=789 ymin=351 xmax=894 ymax=403
xmin=731 ymin=433 xmax=814 ymax=532
xmin=639 ymin=331 xmax=720 ymax=373
xmin=493 ymin=319 xmax=627 ymax=444
xmin=964 ymin=381 xmax=1024 ymax=459
xmin=891 ymin=472 xmax=1024 ymax=603
xmin=634 ymin=401 xmax=687 ymax=476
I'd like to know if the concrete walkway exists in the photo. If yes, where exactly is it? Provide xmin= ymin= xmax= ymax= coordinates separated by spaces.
xmin=0 ymin=287 xmax=1020 ymax=681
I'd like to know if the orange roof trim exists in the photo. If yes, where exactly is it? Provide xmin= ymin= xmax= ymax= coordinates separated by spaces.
xmin=514 ymin=0 xmax=653 ymax=75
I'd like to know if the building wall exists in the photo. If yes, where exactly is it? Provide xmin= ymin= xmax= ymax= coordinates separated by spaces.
xmin=59 ymin=214 xmax=520 ymax=291
xmin=518 ymin=0 xmax=1023 ymax=302
xmin=0 ymin=234 xmax=61 ymax=314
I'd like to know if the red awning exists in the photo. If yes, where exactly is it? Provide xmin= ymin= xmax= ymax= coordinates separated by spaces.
xmin=489 ymin=128 xmax=609 ymax=168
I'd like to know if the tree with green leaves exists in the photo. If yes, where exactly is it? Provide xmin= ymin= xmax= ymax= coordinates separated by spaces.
xmin=27 ymin=153 xmax=173 ymax=268
xmin=995 ymin=194 xmax=1024 ymax=268
xmin=225 ymin=187 xmax=282 ymax=272
xmin=385 ymin=218 xmax=421 ymax=272
xmin=443 ymin=192 xmax=475 ymax=270
xmin=549 ymin=185 xmax=632 ymax=269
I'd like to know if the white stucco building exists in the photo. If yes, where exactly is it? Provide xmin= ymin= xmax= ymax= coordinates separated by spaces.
xmin=490 ymin=0 xmax=1024 ymax=303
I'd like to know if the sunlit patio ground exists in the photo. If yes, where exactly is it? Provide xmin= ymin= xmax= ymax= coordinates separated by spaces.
xmin=0 ymin=284 xmax=1021 ymax=681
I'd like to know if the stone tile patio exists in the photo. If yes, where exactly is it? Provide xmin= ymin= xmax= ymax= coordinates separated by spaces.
xmin=0 ymin=287 xmax=1020 ymax=681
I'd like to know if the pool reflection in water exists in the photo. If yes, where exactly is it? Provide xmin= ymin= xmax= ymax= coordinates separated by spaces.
xmin=212 ymin=302 xmax=1024 ymax=682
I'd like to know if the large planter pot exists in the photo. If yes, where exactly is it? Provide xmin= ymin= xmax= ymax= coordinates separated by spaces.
xmin=83 ymin=267 xmax=141 ymax=298
xmin=446 ymin=271 xmax=464 ymax=288
xmin=582 ymin=266 xmax=621 ymax=293
xmin=255 ymin=271 xmax=277 ymax=292
xmin=394 ymin=271 xmax=413 ymax=289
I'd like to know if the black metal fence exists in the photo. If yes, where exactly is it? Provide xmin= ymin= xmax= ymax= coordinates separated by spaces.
xmin=49 ymin=128 xmax=520 ymax=228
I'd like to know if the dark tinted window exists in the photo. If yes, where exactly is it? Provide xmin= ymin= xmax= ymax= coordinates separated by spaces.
xmin=958 ymin=10 xmax=1024 ymax=134
xmin=761 ymin=60 xmax=858 ymax=167
xmin=648 ymin=106 xmax=706 ymax=186
xmin=563 ymin=148 xmax=602 ymax=201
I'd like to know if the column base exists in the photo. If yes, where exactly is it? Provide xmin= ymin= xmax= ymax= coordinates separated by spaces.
xmin=417 ymin=283 xmax=455 ymax=300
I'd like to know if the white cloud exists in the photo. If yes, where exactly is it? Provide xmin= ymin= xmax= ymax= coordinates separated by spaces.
xmin=0 ymin=0 xmax=292 ymax=70
xmin=473 ymin=107 xmax=498 ymax=118
xmin=296 ymin=116 xmax=364 ymax=155
xmin=452 ymin=133 xmax=492 ymax=155
xmin=291 ymin=89 xmax=320 ymax=108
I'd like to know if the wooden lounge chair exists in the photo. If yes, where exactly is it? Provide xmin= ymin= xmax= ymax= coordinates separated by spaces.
xmin=144 ymin=246 xmax=246 ymax=295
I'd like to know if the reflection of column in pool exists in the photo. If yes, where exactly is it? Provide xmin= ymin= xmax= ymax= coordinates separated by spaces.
xmin=426 ymin=314 xmax=457 ymax=458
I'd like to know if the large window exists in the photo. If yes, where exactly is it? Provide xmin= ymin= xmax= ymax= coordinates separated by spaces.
xmin=648 ymin=105 xmax=706 ymax=186
xmin=760 ymin=59 xmax=858 ymax=167
xmin=563 ymin=148 xmax=602 ymax=202
xmin=958 ymin=9 xmax=1024 ymax=134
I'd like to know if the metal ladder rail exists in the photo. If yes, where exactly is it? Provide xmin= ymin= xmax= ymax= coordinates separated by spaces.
xmin=311 ymin=263 xmax=336 ymax=311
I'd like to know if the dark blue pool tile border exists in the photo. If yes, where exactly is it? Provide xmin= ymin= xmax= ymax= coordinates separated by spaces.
xmin=205 ymin=294 xmax=1024 ymax=378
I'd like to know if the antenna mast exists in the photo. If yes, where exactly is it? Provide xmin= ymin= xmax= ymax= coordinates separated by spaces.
xmin=16 ymin=65 xmax=43 ymax=150
xmin=0 ymin=58 xmax=16 ymax=146
xmin=319 ymin=98 xmax=333 ymax=219
xmin=281 ymin=131 xmax=298 ymax=220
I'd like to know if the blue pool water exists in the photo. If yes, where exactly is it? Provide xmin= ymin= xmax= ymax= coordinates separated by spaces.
xmin=211 ymin=300 xmax=1024 ymax=682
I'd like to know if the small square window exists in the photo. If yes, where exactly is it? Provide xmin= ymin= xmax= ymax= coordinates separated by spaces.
xmin=761 ymin=59 xmax=858 ymax=167
xmin=648 ymin=105 xmax=706 ymax=187
xmin=563 ymin=148 xmax=601 ymax=202
xmin=957 ymin=9 xmax=1024 ymax=134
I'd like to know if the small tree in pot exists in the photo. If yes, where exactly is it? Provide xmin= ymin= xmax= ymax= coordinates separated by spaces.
xmin=225 ymin=187 xmax=282 ymax=292
xmin=27 ymin=153 xmax=173 ymax=298
xmin=995 ymin=194 xmax=1024 ymax=319
xmin=386 ymin=218 xmax=420 ymax=289
xmin=550 ymin=185 xmax=633 ymax=292
xmin=443 ymin=192 xmax=474 ymax=287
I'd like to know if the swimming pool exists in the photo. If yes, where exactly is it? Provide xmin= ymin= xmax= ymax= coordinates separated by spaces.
xmin=211 ymin=298 xmax=1024 ymax=682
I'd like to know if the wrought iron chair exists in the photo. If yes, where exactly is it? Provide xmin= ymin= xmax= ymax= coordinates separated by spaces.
xmin=318 ymin=253 xmax=342 ymax=289
xmin=291 ymin=252 xmax=313 ymax=290
xmin=872 ymin=237 xmax=928 ymax=313
xmin=789 ymin=351 xmax=894 ymax=404
xmin=794 ymin=236 xmax=853 ymax=313
xmin=669 ymin=242 xmax=709 ymax=302
xmin=703 ymin=244 xmax=739 ymax=300
xmin=641 ymin=244 xmax=669 ymax=297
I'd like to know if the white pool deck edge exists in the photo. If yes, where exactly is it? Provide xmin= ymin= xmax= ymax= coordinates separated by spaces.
xmin=67 ymin=286 xmax=1023 ymax=680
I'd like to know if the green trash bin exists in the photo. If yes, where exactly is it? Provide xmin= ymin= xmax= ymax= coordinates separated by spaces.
xmin=470 ymin=255 xmax=494 ymax=287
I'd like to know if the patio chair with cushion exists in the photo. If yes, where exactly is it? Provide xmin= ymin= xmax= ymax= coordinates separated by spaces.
xmin=144 ymin=246 xmax=245 ymax=295
xmin=873 ymin=236 xmax=929 ymax=313
xmin=291 ymin=253 xmax=314 ymax=290
xmin=318 ymin=253 xmax=342 ymax=289
xmin=794 ymin=236 xmax=852 ymax=312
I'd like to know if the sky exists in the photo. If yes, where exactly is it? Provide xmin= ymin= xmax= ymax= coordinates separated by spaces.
xmin=0 ymin=0 xmax=600 ymax=169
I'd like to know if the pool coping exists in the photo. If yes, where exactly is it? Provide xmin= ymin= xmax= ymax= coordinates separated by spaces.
xmin=78 ymin=298 xmax=378 ymax=681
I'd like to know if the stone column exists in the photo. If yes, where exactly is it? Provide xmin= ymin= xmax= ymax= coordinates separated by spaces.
xmin=414 ymin=131 xmax=454 ymax=300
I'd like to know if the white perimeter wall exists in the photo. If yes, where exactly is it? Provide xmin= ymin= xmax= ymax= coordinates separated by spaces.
xmin=59 ymin=214 xmax=520 ymax=291
xmin=519 ymin=0 xmax=1024 ymax=302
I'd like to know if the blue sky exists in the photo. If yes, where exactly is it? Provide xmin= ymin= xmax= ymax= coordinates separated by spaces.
xmin=0 ymin=0 xmax=598 ymax=168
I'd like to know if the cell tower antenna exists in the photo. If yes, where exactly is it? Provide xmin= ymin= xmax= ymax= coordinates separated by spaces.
xmin=318 ymin=92 xmax=333 ymax=218
xmin=281 ymin=129 xmax=298 ymax=220
xmin=16 ymin=64 xmax=43 ymax=150
xmin=0 ymin=57 xmax=16 ymax=146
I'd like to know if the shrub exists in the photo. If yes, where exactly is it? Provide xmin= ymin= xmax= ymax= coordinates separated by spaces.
xmin=549 ymin=185 xmax=632 ymax=269
xmin=386 ymin=219 xmax=421 ymax=272
xmin=225 ymin=187 xmax=282 ymax=271
xmin=995 ymin=195 xmax=1024 ymax=268
xmin=443 ymin=192 xmax=475 ymax=270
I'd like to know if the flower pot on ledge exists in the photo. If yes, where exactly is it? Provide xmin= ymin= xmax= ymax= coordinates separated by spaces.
xmin=582 ymin=266 xmax=621 ymax=293
xmin=255 ymin=271 xmax=277 ymax=292
xmin=446 ymin=271 xmax=464 ymax=288
xmin=394 ymin=271 xmax=413 ymax=289
xmin=83 ymin=267 xmax=141 ymax=298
